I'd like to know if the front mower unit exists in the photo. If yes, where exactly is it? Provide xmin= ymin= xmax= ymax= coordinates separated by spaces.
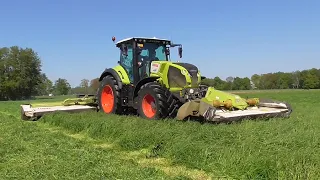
xmin=176 ymin=100 xmax=292 ymax=123
xmin=175 ymin=87 xmax=292 ymax=123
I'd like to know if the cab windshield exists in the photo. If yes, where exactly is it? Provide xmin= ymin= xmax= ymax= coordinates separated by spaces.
xmin=138 ymin=43 xmax=167 ymax=61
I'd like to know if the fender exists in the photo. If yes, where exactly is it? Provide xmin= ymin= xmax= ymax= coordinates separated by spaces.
xmin=99 ymin=68 xmax=123 ymax=89
xmin=133 ymin=77 xmax=159 ymax=98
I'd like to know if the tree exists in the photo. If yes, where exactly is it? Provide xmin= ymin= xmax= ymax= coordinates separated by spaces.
xmin=291 ymin=71 xmax=301 ymax=89
xmin=53 ymin=78 xmax=71 ymax=95
xmin=226 ymin=76 xmax=234 ymax=83
xmin=79 ymin=79 xmax=89 ymax=94
xmin=231 ymin=77 xmax=250 ymax=90
xmin=35 ymin=73 xmax=53 ymax=95
xmin=0 ymin=46 xmax=44 ymax=100
xmin=241 ymin=77 xmax=251 ymax=90
xmin=303 ymin=72 xmax=319 ymax=89
xmin=90 ymin=78 xmax=99 ymax=93
xmin=70 ymin=86 xmax=87 ymax=95
xmin=201 ymin=78 xmax=214 ymax=87
xmin=225 ymin=76 xmax=234 ymax=90
xmin=276 ymin=72 xmax=292 ymax=89
xmin=232 ymin=77 xmax=241 ymax=90
xmin=211 ymin=76 xmax=225 ymax=90
xmin=259 ymin=73 xmax=278 ymax=89
xmin=251 ymin=74 xmax=261 ymax=89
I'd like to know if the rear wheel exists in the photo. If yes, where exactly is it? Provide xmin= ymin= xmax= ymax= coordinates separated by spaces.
xmin=97 ymin=75 xmax=123 ymax=114
xmin=137 ymin=82 xmax=179 ymax=119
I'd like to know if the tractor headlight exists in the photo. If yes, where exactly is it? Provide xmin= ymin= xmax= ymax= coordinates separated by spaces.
xmin=181 ymin=69 xmax=190 ymax=76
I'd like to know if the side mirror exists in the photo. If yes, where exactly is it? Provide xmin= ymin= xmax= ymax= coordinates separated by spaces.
xmin=165 ymin=48 xmax=170 ymax=55
xmin=178 ymin=46 xmax=182 ymax=58
xmin=136 ymin=47 xmax=142 ymax=55
xmin=136 ymin=43 xmax=144 ymax=55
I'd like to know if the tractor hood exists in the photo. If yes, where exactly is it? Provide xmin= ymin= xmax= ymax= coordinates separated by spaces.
xmin=173 ymin=62 xmax=199 ymax=75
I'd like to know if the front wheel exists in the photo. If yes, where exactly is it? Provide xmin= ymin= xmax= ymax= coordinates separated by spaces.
xmin=136 ymin=82 xmax=178 ymax=120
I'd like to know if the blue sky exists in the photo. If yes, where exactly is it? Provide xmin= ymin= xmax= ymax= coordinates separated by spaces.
xmin=1 ymin=0 xmax=319 ymax=87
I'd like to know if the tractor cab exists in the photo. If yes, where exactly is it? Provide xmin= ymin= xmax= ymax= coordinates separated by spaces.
xmin=112 ymin=37 xmax=182 ymax=84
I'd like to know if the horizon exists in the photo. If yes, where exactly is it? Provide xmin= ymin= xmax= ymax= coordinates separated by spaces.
xmin=1 ymin=0 xmax=319 ymax=87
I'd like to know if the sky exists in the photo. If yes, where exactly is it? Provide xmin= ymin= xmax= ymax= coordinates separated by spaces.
xmin=0 ymin=0 xmax=319 ymax=87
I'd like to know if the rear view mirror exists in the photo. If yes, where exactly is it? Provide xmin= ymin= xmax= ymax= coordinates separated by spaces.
xmin=136 ymin=48 xmax=142 ymax=55
xmin=178 ymin=46 xmax=182 ymax=58
xmin=121 ymin=44 xmax=128 ymax=56
xmin=165 ymin=48 xmax=170 ymax=55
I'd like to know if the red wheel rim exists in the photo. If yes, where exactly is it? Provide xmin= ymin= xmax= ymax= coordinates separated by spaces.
xmin=101 ymin=85 xmax=114 ymax=113
xmin=142 ymin=94 xmax=156 ymax=118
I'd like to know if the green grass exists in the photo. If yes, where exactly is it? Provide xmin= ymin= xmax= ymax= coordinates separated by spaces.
xmin=1 ymin=90 xmax=320 ymax=179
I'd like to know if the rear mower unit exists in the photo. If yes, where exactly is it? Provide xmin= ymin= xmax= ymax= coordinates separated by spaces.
xmin=21 ymin=37 xmax=292 ymax=122
xmin=21 ymin=95 xmax=97 ymax=120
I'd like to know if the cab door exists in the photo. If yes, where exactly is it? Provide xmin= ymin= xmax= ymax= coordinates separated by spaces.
xmin=119 ymin=44 xmax=134 ymax=83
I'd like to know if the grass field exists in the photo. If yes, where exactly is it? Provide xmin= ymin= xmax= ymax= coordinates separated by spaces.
xmin=1 ymin=89 xmax=320 ymax=179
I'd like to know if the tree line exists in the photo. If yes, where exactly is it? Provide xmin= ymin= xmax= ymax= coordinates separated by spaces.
xmin=0 ymin=46 xmax=319 ymax=101
xmin=202 ymin=68 xmax=320 ymax=90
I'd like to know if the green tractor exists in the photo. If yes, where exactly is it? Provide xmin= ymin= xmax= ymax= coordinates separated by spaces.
xmin=95 ymin=37 xmax=292 ymax=122
xmin=97 ymin=36 xmax=203 ymax=119
xmin=21 ymin=37 xmax=292 ymax=122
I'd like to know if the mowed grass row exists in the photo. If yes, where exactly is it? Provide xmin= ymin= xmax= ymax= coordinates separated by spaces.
xmin=1 ymin=90 xmax=320 ymax=179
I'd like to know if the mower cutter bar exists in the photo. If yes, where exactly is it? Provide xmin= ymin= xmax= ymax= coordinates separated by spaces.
xmin=210 ymin=107 xmax=291 ymax=123
xmin=21 ymin=104 xmax=97 ymax=120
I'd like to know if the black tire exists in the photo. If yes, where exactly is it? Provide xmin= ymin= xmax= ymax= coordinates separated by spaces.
xmin=97 ymin=75 xmax=123 ymax=114
xmin=136 ymin=82 xmax=180 ymax=120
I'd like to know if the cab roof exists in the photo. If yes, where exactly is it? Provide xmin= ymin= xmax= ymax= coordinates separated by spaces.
xmin=115 ymin=37 xmax=171 ymax=47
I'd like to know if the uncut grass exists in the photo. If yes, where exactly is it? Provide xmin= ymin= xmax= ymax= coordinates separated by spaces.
xmin=39 ymin=90 xmax=320 ymax=179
